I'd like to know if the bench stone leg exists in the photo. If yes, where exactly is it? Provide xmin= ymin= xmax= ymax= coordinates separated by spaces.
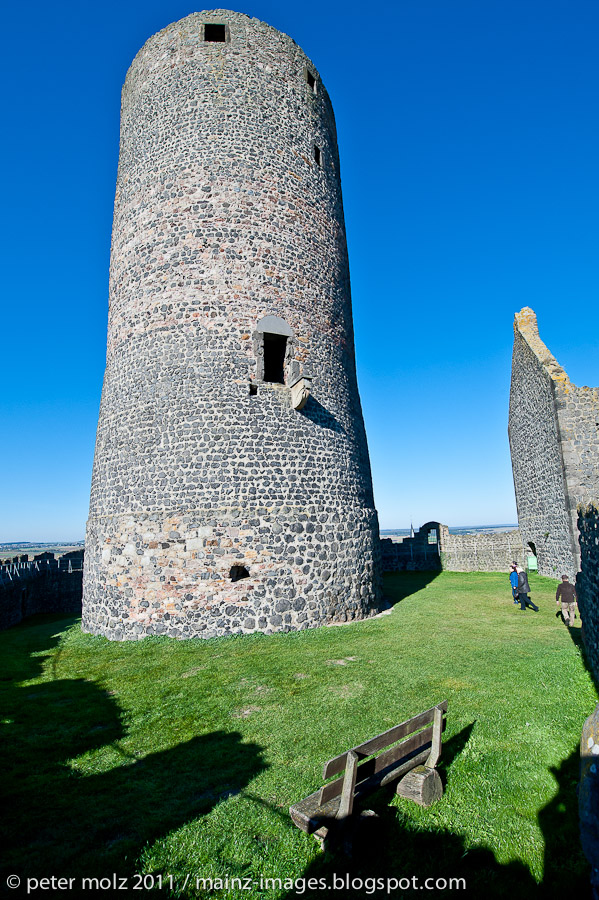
xmin=396 ymin=765 xmax=443 ymax=807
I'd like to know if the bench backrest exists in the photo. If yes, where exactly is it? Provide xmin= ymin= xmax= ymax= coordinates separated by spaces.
xmin=319 ymin=700 xmax=448 ymax=807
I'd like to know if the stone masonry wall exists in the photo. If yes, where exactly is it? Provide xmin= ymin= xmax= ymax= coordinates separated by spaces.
xmin=577 ymin=504 xmax=599 ymax=682
xmin=380 ymin=522 xmax=525 ymax=573
xmin=380 ymin=522 xmax=442 ymax=572
xmin=438 ymin=525 xmax=526 ymax=572
xmin=84 ymin=11 xmax=382 ymax=640
xmin=0 ymin=561 xmax=83 ymax=631
xmin=508 ymin=308 xmax=599 ymax=577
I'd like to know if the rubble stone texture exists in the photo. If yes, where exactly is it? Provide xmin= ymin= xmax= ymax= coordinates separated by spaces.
xmin=380 ymin=522 xmax=526 ymax=573
xmin=83 ymin=10 xmax=382 ymax=640
xmin=577 ymin=504 xmax=599 ymax=678
xmin=508 ymin=307 xmax=599 ymax=577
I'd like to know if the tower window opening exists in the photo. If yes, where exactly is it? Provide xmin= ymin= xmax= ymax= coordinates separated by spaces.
xmin=263 ymin=333 xmax=287 ymax=384
xmin=204 ymin=23 xmax=226 ymax=42
xmin=249 ymin=383 xmax=258 ymax=396
xmin=306 ymin=70 xmax=316 ymax=92
xmin=313 ymin=145 xmax=321 ymax=166
xmin=230 ymin=565 xmax=250 ymax=582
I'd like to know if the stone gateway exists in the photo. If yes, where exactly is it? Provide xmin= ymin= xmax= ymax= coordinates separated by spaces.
xmin=83 ymin=10 xmax=382 ymax=640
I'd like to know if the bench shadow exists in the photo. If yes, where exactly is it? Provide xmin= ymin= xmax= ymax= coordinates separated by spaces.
xmin=0 ymin=617 xmax=267 ymax=884
xmin=282 ymin=728 xmax=589 ymax=899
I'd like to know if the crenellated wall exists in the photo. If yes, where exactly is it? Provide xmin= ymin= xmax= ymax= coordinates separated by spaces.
xmin=0 ymin=554 xmax=83 ymax=631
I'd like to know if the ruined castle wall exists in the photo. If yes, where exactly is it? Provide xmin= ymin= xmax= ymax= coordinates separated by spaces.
xmin=380 ymin=523 xmax=441 ymax=572
xmin=508 ymin=309 xmax=583 ymax=576
xmin=556 ymin=383 xmax=599 ymax=561
xmin=84 ymin=11 xmax=381 ymax=640
xmin=380 ymin=523 xmax=525 ymax=573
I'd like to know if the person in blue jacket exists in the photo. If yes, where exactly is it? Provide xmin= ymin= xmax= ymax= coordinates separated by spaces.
xmin=517 ymin=565 xmax=539 ymax=611
xmin=509 ymin=563 xmax=519 ymax=605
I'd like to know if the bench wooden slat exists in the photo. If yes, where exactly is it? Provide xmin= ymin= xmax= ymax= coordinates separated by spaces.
xmin=290 ymin=700 xmax=449 ymax=836
xmin=322 ymin=700 xmax=448 ymax=779
xmin=319 ymin=723 xmax=442 ymax=805
xmin=290 ymin=747 xmax=432 ymax=834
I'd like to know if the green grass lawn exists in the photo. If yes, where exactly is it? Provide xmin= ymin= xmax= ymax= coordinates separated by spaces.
xmin=1 ymin=571 xmax=596 ymax=898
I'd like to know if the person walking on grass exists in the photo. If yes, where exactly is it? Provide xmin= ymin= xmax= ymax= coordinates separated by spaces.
xmin=509 ymin=563 xmax=519 ymax=605
xmin=556 ymin=575 xmax=578 ymax=626
xmin=517 ymin=565 xmax=539 ymax=612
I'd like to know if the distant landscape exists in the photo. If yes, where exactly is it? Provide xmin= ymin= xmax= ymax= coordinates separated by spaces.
xmin=0 ymin=541 xmax=85 ymax=558
xmin=1 ymin=527 xmax=518 ymax=558
xmin=380 ymin=524 xmax=518 ymax=537
xmin=2 ymin=527 xmax=518 ymax=556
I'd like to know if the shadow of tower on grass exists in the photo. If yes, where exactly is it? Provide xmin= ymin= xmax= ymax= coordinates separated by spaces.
xmin=0 ymin=616 xmax=267 ymax=886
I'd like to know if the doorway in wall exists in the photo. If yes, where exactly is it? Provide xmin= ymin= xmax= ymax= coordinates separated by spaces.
xmin=527 ymin=541 xmax=538 ymax=571
xmin=262 ymin=333 xmax=287 ymax=384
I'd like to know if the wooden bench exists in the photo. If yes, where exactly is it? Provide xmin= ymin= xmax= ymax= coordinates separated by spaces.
xmin=290 ymin=700 xmax=448 ymax=839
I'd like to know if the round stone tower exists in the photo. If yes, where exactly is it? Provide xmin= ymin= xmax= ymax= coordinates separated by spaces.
xmin=83 ymin=10 xmax=382 ymax=639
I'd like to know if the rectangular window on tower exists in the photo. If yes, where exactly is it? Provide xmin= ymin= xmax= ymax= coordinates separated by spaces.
xmin=263 ymin=333 xmax=287 ymax=384
xmin=204 ymin=23 xmax=227 ymax=42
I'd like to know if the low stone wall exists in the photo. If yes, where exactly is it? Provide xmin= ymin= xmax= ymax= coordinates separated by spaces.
xmin=380 ymin=523 xmax=525 ymax=574
xmin=438 ymin=525 xmax=526 ymax=573
xmin=0 ymin=557 xmax=83 ymax=631
xmin=380 ymin=539 xmax=442 ymax=572
xmin=577 ymin=503 xmax=599 ymax=681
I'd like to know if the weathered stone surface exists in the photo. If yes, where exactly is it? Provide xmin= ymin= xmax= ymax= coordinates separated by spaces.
xmin=83 ymin=10 xmax=382 ymax=640
xmin=508 ymin=307 xmax=599 ymax=577
xmin=381 ymin=522 xmax=526 ymax=573
xmin=0 ymin=556 xmax=83 ymax=631
xmin=577 ymin=503 xmax=599 ymax=680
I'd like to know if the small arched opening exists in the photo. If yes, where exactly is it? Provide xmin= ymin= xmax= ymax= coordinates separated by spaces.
xmin=230 ymin=565 xmax=250 ymax=583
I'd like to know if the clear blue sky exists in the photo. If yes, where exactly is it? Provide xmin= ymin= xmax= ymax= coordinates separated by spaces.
xmin=1 ymin=0 xmax=598 ymax=540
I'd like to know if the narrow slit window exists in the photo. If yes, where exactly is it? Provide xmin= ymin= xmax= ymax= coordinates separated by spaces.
xmin=313 ymin=145 xmax=321 ymax=166
xmin=263 ymin=333 xmax=287 ymax=384
xmin=204 ymin=23 xmax=226 ymax=42
xmin=306 ymin=70 xmax=316 ymax=92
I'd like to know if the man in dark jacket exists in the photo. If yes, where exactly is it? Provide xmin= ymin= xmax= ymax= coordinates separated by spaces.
xmin=556 ymin=575 xmax=578 ymax=625
xmin=517 ymin=566 xmax=539 ymax=611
